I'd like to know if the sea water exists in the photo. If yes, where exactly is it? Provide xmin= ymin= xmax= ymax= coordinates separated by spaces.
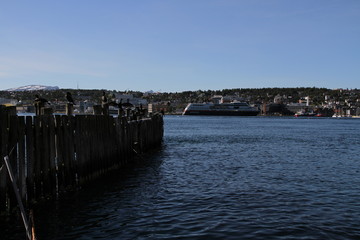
xmin=2 ymin=116 xmax=360 ymax=239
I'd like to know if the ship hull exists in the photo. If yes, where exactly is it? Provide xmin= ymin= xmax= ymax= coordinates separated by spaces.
xmin=183 ymin=110 xmax=259 ymax=116
xmin=183 ymin=102 xmax=260 ymax=116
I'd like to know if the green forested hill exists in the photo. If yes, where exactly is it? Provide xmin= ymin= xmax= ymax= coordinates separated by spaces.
xmin=0 ymin=87 xmax=358 ymax=105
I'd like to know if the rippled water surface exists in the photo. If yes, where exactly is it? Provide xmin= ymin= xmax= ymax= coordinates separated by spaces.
xmin=2 ymin=116 xmax=360 ymax=239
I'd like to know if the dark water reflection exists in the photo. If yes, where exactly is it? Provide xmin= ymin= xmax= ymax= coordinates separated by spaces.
xmin=2 ymin=116 xmax=360 ymax=239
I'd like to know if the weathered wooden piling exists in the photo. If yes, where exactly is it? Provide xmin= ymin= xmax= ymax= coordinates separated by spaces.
xmin=0 ymin=106 xmax=163 ymax=214
xmin=102 ymin=103 xmax=109 ymax=115
xmin=93 ymin=105 xmax=102 ymax=115
xmin=41 ymin=107 xmax=53 ymax=115
xmin=65 ymin=103 xmax=74 ymax=116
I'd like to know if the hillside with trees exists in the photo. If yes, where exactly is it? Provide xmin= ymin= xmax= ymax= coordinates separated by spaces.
xmin=1 ymin=87 xmax=359 ymax=106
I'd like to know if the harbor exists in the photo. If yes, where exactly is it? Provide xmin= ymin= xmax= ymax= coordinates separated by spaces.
xmin=1 ymin=0 xmax=360 ymax=237
xmin=2 ymin=115 xmax=360 ymax=239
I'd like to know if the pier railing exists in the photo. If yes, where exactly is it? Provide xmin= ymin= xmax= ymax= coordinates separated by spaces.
xmin=0 ymin=105 xmax=163 ymax=213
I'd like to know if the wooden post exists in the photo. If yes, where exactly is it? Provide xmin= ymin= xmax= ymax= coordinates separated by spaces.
xmin=8 ymin=115 xmax=19 ymax=210
xmin=54 ymin=115 xmax=65 ymax=193
xmin=102 ymin=103 xmax=109 ymax=115
xmin=93 ymin=105 xmax=102 ymax=115
xmin=17 ymin=116 xmax=27 ymax=205
xmin=25 ymin=116 xmax=35 ymax=203
xmin=41 ymin=116 xmax=51 ymax=197
xmin=48 ymin=116 xmax=56 ymax=196
xmin=35 ymin=103 xmax=44 ymax=116
xmin=75 ymin=115 xmax=86 ymax=184
xmin=67 ymin=116 xmax=76 ymax=187
xmin=61 ymin=115 xmax=76 ymax=188
xmin=41 ymin=107 xmax=53 ymax=115
xmin=0 ymin=106 xmax=8 ymax=212
xmin=66 ymin=103 xmax=74 ymax=116
xmin=33 ymin=116 xmax=42 ymax=199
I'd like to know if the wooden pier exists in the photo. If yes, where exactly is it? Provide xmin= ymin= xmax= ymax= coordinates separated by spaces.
xmin=0 ymin=105 xmax=163 ymax=214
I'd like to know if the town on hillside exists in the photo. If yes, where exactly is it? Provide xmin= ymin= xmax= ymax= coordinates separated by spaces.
xmin=0 ymin=87 xmax=360 ymax=117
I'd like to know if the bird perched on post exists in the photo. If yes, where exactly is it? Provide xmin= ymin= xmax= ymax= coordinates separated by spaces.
xmin=34 ymin=94 xmax=49 ymax=115
xmin=66 ymin=92 xmax=75 ymax=104
xmin=34 ymin=94 xmax=49 ymax=105
xmin=101 ymin=91 xmax=108 ymax=106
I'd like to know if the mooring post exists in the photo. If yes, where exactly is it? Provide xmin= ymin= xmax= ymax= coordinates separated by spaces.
xmin=102 ymin=103 xmax=109 ymax=115
xmin=35 ymin=102 xmax=46 ymax=116
xmin=0 ymin=106 xmax=7 ymax=213
xmin=93 ymin=105 xmax=102 ymax=115
xmin=34 ymin=103 xmax=39 ymax=116
xmin=66 ymin=103 xmax=74 ymax=116
xmin=41 ymin=107 xmax=53 ymax=115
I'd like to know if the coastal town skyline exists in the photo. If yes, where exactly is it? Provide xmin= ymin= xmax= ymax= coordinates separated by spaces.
xmin=1 ymin=0 xmax=359 ymax=92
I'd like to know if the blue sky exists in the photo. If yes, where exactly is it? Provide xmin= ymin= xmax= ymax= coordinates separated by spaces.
xmin=0 ymin=0 xmax=359 ymax=92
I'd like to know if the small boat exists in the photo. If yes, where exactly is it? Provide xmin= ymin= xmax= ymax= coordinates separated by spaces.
xmin=294 ymin=110 xmax=317 ymax=117
xmin=332 ymin=114 xmax=353 ymax=118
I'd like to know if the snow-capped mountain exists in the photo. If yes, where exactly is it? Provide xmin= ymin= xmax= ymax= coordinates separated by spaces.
xmin=6 ymin=85 xmax=59 ymax=91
